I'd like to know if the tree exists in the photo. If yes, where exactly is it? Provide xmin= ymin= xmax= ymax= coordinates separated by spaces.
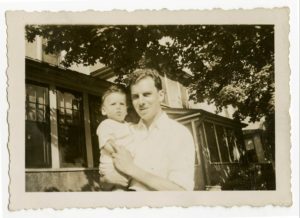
xmin=25 ymin=25 xmax=274 ymax=128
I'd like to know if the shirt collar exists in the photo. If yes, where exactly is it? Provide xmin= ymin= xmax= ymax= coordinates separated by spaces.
xmin=137 ymin=111 xmax=169 ymax=131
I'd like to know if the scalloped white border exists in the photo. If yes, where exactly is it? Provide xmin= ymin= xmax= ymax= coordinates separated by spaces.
xmin=1 ymin=1 xmax=299 ymax=217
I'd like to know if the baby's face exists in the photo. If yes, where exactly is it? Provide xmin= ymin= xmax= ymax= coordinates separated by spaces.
xmin=102 ymin=92 xmax=127 ymax=122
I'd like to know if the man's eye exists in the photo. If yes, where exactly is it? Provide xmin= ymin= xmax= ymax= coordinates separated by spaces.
xmin=131 ymin=95 xmax=138 ymax=100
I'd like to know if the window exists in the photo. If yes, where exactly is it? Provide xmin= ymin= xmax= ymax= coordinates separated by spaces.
xmin=244 ymin=138 xmax=258 ymax=162
xmin=57 ymin=89 xmax=87 ymax=167
xmin=215 ymin=125 xmax=230 ymax=162
xmin=159 ymin=75 xmax=168 ymax=105
xmin=204 ymin=122 xmax=220 ymax=162
xmin=180 ymin=84 xmax=189 ymax=109
xmin=25 ymin=83 xmax=51 ymax=168
xmin=167 ymin=78 xmax=183 ymax=108
xmin=203 ymin=121 xmax=241 ymax=163
xmin=226 ymin=128 xmax=240 ymax=162
xmin=42 ymin=38 xmax=60 ymax=65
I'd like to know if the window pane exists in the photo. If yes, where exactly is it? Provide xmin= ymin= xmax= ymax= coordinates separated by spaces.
xmin=26 ymin=85 xmax=36 ymax=102
xmin=36 ymin=109 xmax=45 ymax=122
xmin=64 ymin=93 xmax=74 ymax=109
xmin=215 ymin=125 xmax=230 ymax=162
xmin=28 ymin=95 xmax=36 ymax=103
xmin=180 ymin=84 xmax=189 ymax=109
xmin=226 ymin=128 xmax=241 ymax=162
xmin=159 ymin=75 xmax=168 ymax=105
xmin=244 ymin=138 xmax=258 ymax=162
xmin=204 ymin=122 xmax=220 ymax=162
xmin=37 ymin=105 xmax=46 ymax=122
xmin=73 ymin=110 xmax=80 ymax=125
xmin=245 ymin=138 xmax=255 ymax=151
xmin=65 ymin=113 xmax=72 ymax=125
xmin=26 ymin=105 xmax=36 ymax=121
xmin=72 ymin=99 xmax=79 ymax=110
xmin=167 ymin=78 xmax=183 ymax=108
xmin=36 ymin=86 xmax=46 ymax=104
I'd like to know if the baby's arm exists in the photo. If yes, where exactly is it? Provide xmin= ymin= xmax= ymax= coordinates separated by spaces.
xmin=99 ymin=139 xmax=130 ymax=188
xmin=102 ymin=139 xmax=116 ymax=155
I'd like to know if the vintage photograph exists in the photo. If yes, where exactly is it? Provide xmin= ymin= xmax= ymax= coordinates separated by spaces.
xmin=6 ymin=9 xmax=291 ymax=209
xmin=24 ymin=24 xmax=276 ymax=192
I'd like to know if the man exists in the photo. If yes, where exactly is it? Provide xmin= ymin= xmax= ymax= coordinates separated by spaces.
xmin=101 ymin=68 xmax=195 ymax=191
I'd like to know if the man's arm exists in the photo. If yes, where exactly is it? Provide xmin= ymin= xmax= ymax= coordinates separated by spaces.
xmin=112 ymin=145 xmax=186 ymax=191
xmin=99 ymin=148 xmax=129 ymax=187
xmin=99 ymin=164 xmax=129 ymax=187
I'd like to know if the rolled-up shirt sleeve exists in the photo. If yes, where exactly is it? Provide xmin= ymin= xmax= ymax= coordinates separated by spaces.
xmin=96 ymin=120 xmax=115 ymax=149
xmin=167 ymin=126 xmax=195 ymax=191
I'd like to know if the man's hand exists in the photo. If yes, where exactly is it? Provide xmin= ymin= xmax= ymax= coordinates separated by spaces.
xmin=112 ymin=145 xmax=135 ymax=176
xmin=99 ymin=163 xmax=129 ymax=187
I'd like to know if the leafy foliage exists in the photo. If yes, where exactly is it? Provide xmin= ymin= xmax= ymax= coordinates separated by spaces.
xmin=26 ymin=25 xmax=274 ymax=123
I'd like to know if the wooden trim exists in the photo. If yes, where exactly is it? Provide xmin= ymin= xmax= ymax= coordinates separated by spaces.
xmin=202 ymin=122 xmax=212 ymax=164
xmin=175 ymin=113 xmax=201 ymax=122
xmin=49 ymin=84 xmax=60 ymax=168
xmin=176 ymin=81 xmax=183 ymax=108
xmin=191 ymin=121 xmax=201 ymax=165
xmin=180 ymin=118 xmax=199 ymax=125
xmin=163 ymin=72 xmax=171 ymax=106
xmin=198 ymin=122 xmax=210 ymax=185
xmin=213 ymin=123 xmax=223 ymax=162
xmin=26 ymin=58 xmax=112 ymax=96
xmin=83 ymin=92 xmax=94 ymax=167
xmin=223 ymin=126 xmax=233 ymax=162
xmin=26 ymin=167 xmax=99 ymax=173
xmin=163 ymin=107 xmax=247 ymax=128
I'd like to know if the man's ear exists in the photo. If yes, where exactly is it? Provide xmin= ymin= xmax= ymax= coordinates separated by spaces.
xmin=158 ymin=89 xmax=165 ymax=103
xmin=101 ymin=106 xmax=107 ymax=116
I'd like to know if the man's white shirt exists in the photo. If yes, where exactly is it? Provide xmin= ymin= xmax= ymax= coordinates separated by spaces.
xmin=130 ymin=112 xmax=195 ymax=191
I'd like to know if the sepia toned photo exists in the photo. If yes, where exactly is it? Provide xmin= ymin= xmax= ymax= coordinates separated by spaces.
xmin=7 ymin=9 xmax=291 ymax=209
xmin=24 ymin=24 xmax=275 ymax=192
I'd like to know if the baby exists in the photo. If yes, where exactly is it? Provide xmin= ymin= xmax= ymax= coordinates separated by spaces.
xmin=97 ymin=84 xmax=134 ymax=191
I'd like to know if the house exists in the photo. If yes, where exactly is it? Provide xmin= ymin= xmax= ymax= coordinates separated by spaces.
xmin=25 ymin=38 xmax=275 ymax=191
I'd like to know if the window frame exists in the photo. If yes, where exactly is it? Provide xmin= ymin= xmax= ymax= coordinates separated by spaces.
xmin=202 ymin=120 xmax=241 ymax=164
xmin=56 ymin=87 xmax=88 ymax=168
xmin=25 ymin=81 xmax=51 ymax=168
xmin=25 ymin=81 xmax=97 ymax=170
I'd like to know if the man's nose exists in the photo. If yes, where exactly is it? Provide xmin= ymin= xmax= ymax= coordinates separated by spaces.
xmin=137 ymin=95 xmax=146 ymax=106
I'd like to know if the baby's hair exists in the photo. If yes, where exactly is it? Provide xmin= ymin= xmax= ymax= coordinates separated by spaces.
xmin=101 ymin=84 xmax=127 ymax=105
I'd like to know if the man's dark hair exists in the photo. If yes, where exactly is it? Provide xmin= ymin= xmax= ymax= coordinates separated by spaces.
xmin=128 ymin=68 xmax=162 ymax=91
xmin=101 ymin=84 xmax=127 ymax=105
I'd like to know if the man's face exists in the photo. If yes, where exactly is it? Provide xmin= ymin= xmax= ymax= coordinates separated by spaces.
xmin=131 ymin=77 xmax=164 ymax=125
xmin=102 ymin=92 xmax=127 ymax=122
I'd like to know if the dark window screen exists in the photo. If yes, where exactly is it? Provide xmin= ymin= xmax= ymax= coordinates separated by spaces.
xmin=25 ymin=83 xmax=51 ymax=168
xmin=57 ymin=89 xmax=87 ymax=167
